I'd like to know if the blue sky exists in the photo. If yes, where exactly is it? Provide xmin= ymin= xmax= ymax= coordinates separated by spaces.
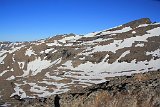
xmin=0 ymin=0 xmax=160 ymax=42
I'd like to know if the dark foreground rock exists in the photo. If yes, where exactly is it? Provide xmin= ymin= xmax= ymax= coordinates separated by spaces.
xmin=12 ymin=70 xmax=160 ymax=107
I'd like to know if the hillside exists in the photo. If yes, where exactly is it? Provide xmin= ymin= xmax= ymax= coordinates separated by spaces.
xmin=0 ymin=18 xmax=160 ymax=106
xmin=18 ymin=70 xmax=160 ymax=107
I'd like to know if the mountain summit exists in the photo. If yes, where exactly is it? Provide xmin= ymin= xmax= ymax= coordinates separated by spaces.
xmin=0 ymin=18 xmax=160 ymax=106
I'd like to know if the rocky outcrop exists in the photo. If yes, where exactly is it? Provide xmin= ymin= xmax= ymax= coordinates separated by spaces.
xmin=16 ymin=70 xmax=160 ymax=107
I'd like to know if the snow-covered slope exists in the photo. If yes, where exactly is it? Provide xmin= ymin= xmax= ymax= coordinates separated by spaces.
xmin=0 ymin=18 xmax=160 ymax=100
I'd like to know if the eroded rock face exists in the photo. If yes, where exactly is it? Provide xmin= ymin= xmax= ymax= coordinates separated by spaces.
xmin=17 ymin=70 xmax=160 ymax=107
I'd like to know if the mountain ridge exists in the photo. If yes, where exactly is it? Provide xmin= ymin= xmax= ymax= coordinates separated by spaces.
xmin=0 ymin=18 xmax=160 ymax=106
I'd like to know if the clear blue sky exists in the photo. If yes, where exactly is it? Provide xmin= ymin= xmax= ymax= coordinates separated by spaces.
xmin=0 ymin=0 xmax=160 ymax=42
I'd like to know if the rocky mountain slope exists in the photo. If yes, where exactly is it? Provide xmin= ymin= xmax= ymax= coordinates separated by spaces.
xmin=0 ymin=18 xmax=160 ymax=106
xmin=17 ymin=70 xmax=160 ymax=107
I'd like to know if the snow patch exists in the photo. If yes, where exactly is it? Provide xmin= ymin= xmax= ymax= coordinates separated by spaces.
xmin=135 ymin=43 xmax=144 ymax=47
xmin=0 ymin=54 xmax=7 ymax=63
xmin=59 ymin=50 xmax=160 ymax=81
xmin=6 ymin=75 xmax=15 ymax=80
xmin=45 ymin=72 xmax=63 ymax=80
xmin=0 ymin=70 xmax=8 ymax=76
xmin=138 ymin=24 xmax=149 ymax=28
xmin=84 ymin=32 xmax=100 ymax=37
xmin=58 ymin=35 xmax=82 ymax=43
xmin=23 ymin=57 xmax=53 ymax=76
xmin=117 ymin=50 xmax=130 ymax=61
xmin=25 ymin=48 xmax=36 ymax=57
xmin=18 ymin=62 xmax=25 ymax=69
xmin=22 ymin=57 xmax=62 ymax=76
xmin=89 ymin=27 xmax=160 ymax=53
xmin=28 ymin=82 xmax=69 ymax=97
xmin=46 ymin=40 xmax=61 ymax=46
xmin=132 ymin=31 xmax=136 ymax=34
xmin=0 ymin=103 xmax=11 ymax=107
xmin=45 ymin=48 xmax=54 ymax=53
xmin=103 ymin=26 xmax=132 ymax=34
xmin=146 ymin=49 xmax=160 ymax=57
xmin=10 ymin=83 xmax=27 ymax=99
xmin=10 ymin=68 xmax=14 ymax=71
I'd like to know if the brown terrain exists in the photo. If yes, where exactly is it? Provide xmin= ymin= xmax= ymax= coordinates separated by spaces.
xmin=0 ymin=18 xmax=160 ymax=107
xmin=10 ymin=70 xmax=160 ymax=107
